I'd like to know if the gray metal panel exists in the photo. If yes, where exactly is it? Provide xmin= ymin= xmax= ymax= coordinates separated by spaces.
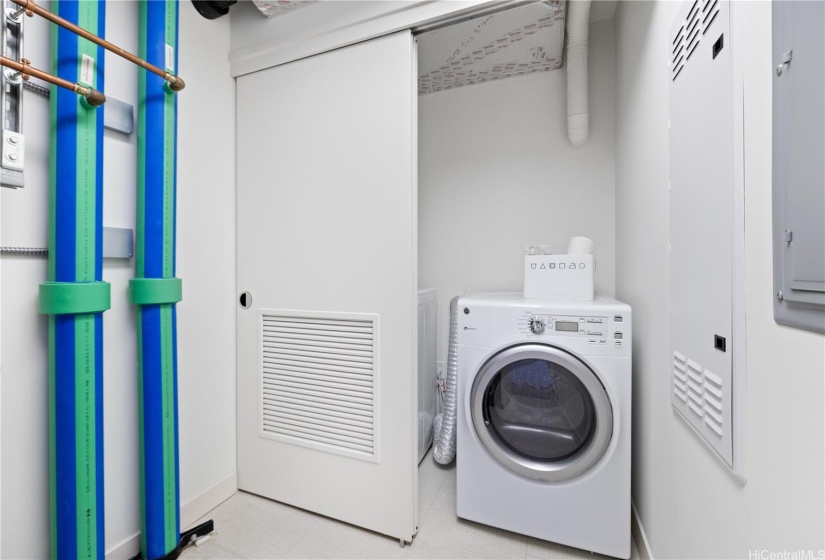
xmin=772 ymin=0 xmax=825 ymax=335
xmin=103 ymin=97 xmax=134 ymax=135
xmin=102 ymin=227 xmax=133 ymax=258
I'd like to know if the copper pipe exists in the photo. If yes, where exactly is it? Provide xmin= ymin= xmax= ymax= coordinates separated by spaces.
xmin=9 ymin=0 xmax=185 ymax=92
xmin=0 ymin=56 xmax=105 ymax=106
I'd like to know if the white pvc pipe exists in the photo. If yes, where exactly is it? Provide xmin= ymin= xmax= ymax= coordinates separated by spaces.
xmin=566 ymin=0 xmax=591 ymax=146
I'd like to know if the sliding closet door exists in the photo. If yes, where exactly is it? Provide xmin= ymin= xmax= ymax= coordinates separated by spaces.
xmin=236 ymin=31 xmax=418 ymax=541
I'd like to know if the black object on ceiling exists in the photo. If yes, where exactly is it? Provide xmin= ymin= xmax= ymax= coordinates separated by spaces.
xmin=192 ymin=0 xmax=237 ymax=20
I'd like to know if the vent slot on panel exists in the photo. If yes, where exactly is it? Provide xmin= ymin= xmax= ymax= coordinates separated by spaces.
xmin=671 ymin=25 xmax=686 ymax=80
xmin=703 ymin=0 xmax=720 ymax=34
xmin=260 ymin=311 xmax=379 ymax=462
xmin=672 ymin=351 xmax=688 ymax=403
xmin=671 ymin=0 xmax=722 ymax=81
xmin=703 ymin=368 xmax=724 ymax=436
xmin=686 ymin=359 xmax=704 ymax=417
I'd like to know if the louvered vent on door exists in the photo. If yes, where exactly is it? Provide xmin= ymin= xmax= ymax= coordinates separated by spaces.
xmin=259 ymin=310 xmax=379 ymax=463
xmin=671 ymin=0 xmax=721 ymax=81
xmin=672 ymin=351 xmax=726 ymax=440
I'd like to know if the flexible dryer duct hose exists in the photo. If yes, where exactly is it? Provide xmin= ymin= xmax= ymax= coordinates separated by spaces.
xmin=566 ymin=0 xmax=592 ymax=146
xmin=129 ymin=2 xmax=183 ymax=558
xmin=433 ymin=296 xmax=460 ymax=465
xmin=39 ymin=1 xmax=109 ymax=557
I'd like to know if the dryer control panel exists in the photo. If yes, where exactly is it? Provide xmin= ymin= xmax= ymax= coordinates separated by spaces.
xmin=456 ymin=294 xmax=632 ymax=358
xmin=520 ymin=311 xmax=628 ymax=349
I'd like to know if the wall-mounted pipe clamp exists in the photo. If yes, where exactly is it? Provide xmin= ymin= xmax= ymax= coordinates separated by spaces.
xmin=129 ymin=277 xmax=183 ymax=306
xmin=38 ymin=281 xmax=111 ymax=315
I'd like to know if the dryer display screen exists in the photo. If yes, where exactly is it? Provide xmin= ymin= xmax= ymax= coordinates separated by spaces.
xmin=555 ymin=321 xmax=579 ymax=332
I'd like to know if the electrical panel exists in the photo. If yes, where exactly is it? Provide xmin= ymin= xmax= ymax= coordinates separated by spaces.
xmin=772 ymin=0 xmax=825 ymax=335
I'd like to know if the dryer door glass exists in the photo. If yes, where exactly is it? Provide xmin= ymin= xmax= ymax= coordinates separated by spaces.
xmin=483 ymin=359 xmax=595 ymax=462
xmin=470 ymin=344 xmax=613 ymax=482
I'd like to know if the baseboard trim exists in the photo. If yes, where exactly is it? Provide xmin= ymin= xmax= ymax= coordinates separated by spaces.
xmin=107 ymin=533 xmax=140 ymax=560
xmin=181 ymin=473 xmax=237 ymax=530
xmin=631 ymin=500 xmax=654 ymax=560
xmin=105 ymin=473 xmax=237 ymax=559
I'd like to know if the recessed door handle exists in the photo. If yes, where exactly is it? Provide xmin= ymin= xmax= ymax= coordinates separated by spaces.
xmin=239 ymin=292 xmax=252 ymax=309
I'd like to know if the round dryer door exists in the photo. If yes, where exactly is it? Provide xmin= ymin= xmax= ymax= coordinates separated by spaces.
xmin=470 ymin=343 xmax=613 ymax=482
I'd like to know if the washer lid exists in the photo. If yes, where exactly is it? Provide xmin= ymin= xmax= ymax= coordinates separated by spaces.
xmin=470 ymin=343 xmax=613 ymax=482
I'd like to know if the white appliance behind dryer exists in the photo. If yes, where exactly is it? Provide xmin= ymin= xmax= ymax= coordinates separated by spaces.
xmin=417 ymin=289 xmax=438 ymax=464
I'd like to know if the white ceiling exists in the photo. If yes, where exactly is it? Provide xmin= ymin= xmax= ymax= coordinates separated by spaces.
xmin=417 ymin=0 xmax=566 ymax=95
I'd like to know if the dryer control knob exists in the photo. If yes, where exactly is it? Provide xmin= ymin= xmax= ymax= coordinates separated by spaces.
xmin=528 ymin=316 xmax=545 ymax=334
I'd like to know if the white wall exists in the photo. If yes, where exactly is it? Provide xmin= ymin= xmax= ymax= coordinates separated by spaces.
xmin=176 ymin=0 xmax=237 ymax=539
xmin=419 ymin=19 xmax=616 ymax=362
xmin=0 ymin=3 xmax=236 ymax=557
xmin=615 ymin=1 xmax=825 ymax=557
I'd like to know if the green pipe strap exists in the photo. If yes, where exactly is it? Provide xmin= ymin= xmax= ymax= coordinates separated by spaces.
xmin=129 ymin=277 xmax=183 ymax=306
xmin=39 ymin=281 xmax=111 ymax=315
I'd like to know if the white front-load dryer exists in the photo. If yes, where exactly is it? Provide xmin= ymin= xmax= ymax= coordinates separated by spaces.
xmin=456 ymin=293 xmax=632 ymax=559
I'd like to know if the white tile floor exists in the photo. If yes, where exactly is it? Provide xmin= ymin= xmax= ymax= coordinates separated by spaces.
xmin=181 ymin=450 xmax=639 ymax=560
